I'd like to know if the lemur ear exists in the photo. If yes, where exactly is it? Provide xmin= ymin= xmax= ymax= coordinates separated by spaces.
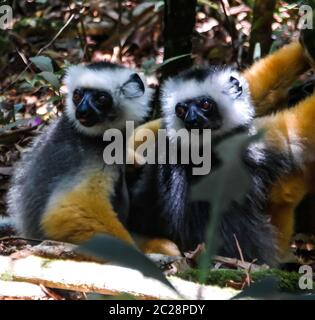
xmin=121 ymin=73 xmax=145 ymax=98
xmin=228 ymin=75 xmax=243 ymax=98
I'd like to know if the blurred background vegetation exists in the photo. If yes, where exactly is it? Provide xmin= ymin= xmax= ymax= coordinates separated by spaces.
xmin=0 ymin=0 xmax=312 ymax=122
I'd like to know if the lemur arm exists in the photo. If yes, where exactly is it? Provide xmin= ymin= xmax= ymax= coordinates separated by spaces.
xmin=267 ymin=171 xmax=307 ymax=253
xmin=243 ymin=42 xmax=309 ymax=116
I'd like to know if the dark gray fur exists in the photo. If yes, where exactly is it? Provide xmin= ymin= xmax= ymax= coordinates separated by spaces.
xmin=6 ymin=116 xmax=128 ymax=239
xmin=128 ymin=126 xmax=293 ymax=266
xmin=6 ymin=61 xmax=151 ymax=240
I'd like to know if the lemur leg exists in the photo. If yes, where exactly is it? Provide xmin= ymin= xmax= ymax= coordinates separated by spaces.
xmin=267 ymin=171 xmax=307 ymax=254
xmin=243 ymin=42 xmax=309 ymax=116
xmin=41 ymin=173 xmax=135 ymax=245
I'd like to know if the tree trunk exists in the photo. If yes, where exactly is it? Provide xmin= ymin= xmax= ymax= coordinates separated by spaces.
xmin=248 ymin=0 xmax=277 ymax=62
xmin=162 ymin=0 xmax=197 ymax=79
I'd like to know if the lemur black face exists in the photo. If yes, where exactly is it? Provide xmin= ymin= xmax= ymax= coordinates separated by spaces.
xmin=72 ymin=88 xmax=114 ymax=127
xmin=175 ymin=96 xmax=222 ymax=130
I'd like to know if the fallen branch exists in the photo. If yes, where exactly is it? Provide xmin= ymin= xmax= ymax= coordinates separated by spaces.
xmin=213 ymin=256 xmax=270 ymax=272
xmin=0 ymin=240 xmax=238 ymax=300
xmin=0 ymin=280 xmax=47 ymax=300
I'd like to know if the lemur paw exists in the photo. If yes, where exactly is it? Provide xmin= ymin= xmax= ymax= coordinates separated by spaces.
xmin=137 ymin=237 xmax=181 ymax=256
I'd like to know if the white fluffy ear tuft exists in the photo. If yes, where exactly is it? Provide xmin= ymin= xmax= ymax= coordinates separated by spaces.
xmin=120 ymin=73 xmax=145 ymax=98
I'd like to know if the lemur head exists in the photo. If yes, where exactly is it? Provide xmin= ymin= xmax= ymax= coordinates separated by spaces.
xmin=161 ymin=66 xmax=254 ymax=138
xmin=64 ymin=62 xmax=151 ymax=136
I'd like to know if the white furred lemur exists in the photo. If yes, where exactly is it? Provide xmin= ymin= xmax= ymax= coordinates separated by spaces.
xmin=6 ymin=61 xmax=180 ymax=255
xmin=128 ymin=66 xmax=290 ymax=266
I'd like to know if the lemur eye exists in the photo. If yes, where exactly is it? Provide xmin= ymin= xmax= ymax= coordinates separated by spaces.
xmin=73 ymin=89 xmax=83 ymax=104
xmin=201 ymin=100 xmax=215 ymax=111
xmin=95 ymin=93 xmax=112 ymax=106
xmin=175 ymin=103 xmax=187 ymax=118
xmin=97 ymin=95 xmax=108 ymax=104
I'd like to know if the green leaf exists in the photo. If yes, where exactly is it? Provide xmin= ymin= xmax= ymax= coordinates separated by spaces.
xmin=39 ymin=72 xmax=60 ymax=89
xmin=145 ymin=54 xmax=192 ymax=74
xmin=25 ymin=75 xmax=42 ymax=88
xmin=30 ymin=56 xmax=54 ymax=73
xmin=19 ymin=81 xmax=33 ymax=91
xmin=78 ymin=235 xmax=179 ymax=295
xmin=47 ymin=95 xmax=62 ymax=104
xmin=158 ymin=54 xmax=191 ymax=69
xmin=280 ymin=3 xmax=299 ymax=10
xmin=189 ymin=131 xmax=264 ymax=283
xmin=190 ymin=132 xmax=262 ymax=206
xmin=233 ymin=278 xmax=280 ymax=300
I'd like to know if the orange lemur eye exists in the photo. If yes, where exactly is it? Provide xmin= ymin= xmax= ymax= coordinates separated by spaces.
xmin=97 ymin=95 xmax=109 ymax=105
xmin=73 ymin=89 xmax=83 ymax=105
xmin=201 ymin=100 xmax=215 ymax=111
xmin=175 ymin=103 xmax=187 ymax=118
xmin=94 ymin=91 xmax=113 ymax=107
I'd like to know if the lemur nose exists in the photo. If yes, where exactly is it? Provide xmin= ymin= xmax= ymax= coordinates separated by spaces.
xmin=185 ymin=119 xmax=200 ymax=130
xmin=76 ymin=107 xmax=90 ymax=119
xmin=192 ymin=120 xmax=200 ymax=127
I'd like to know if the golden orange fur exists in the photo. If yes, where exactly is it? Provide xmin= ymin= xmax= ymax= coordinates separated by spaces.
xmin=256 ymin=94 xmax=315 ymax=253
xmin=42 ymin=172 xmax=135 ymax=245
xmin=42 ymin=170 xmax=180 ymax=256
xmin=244 ymin=42 xmax=309 ymax=116
xmin=136 ymin=236 xmax=181 ymax=256
xmin=242 ymin=41 xmax=315 ymax=254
